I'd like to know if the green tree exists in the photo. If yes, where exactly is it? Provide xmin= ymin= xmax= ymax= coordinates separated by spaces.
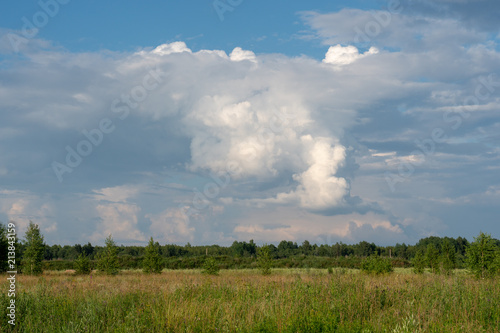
xmin=97 ymin=235 xmax=120 ymax=275
xmin=74 ymin=253 xmax=91 ymax=275
xmin=466 ymin=232 xmax=499 ymax=279
xmin=440 ymin=239 xmax=456 ymax=275
xmin=21 ymin=221 xmax=45 ymax=275
xmin=230 ymin=240 xmax=257 ymax=257
xmin=455 ymin=236 xmax=469 ymax=256
xmin=412 ymin=249 xmax=426 ymax=274
xmin=394 ymin=243 xmax=408 ymax=259
xmin=301 ymin=240 xmax=312 ymax=255
xmin=82 ymin=242 xmax=94 ymax=258
xmin=277 ymin=240 xmax=298 ymax=258
xmin=426 ymin=243 xmax=439 ymax=274
xmin=494 ymin=251 xmax=500 ymax=274
xmin=355 ymin=241 xmax=376 ymax=257
xmin=257 ymin=244 xmax=272 ymax=275
xmin=142 ymin=237 xmax=163 ymax=274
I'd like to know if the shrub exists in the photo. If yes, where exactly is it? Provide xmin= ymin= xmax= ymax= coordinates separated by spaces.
xmin=361 ymin=255 xmax=393 ymax=274
xmin=202 ymin=257 xmax=220 ymax=275
xmin=74 ymin=253 xmax=91 ymax=275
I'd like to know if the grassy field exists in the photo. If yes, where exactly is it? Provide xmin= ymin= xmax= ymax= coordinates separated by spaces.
xmin=1 ymin=268 xmax=499 ymax=332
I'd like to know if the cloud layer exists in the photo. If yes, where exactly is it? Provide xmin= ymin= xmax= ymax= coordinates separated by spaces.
xmin=1 ymin=3 xmax=500 ymax=245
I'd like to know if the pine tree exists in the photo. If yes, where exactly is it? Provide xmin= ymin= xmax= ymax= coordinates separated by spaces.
xmin=440 ymin=239 xmax=456 ymax=275
xmin=466 ymin=232 xmax=499 ymax=279
xmin=413 ymin=249 xmax=425 ymax=274
xmin=21 ymin=221 xmax=45 ymax=275
xmin=142 ymin=237 xmax=163 ymax=274
xmin=74 ymin=253 xmax=92 ymax=275
xmin=257 ymin=244 xmax=272 ymax=275
xmin=97 ymin=235 xmax=119 ymax=275
xmin=426 ymin=243 xmax=439 ymax=274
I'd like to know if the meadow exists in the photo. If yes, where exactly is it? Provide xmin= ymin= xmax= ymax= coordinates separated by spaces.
xmin=1 ymin=268 xmax=499 ymax=332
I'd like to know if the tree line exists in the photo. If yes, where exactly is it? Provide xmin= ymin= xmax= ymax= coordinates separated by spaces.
xmin=1 ymin=221 xmax=500 ymax=278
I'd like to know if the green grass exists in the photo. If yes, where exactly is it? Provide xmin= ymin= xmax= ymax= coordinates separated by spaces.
xmin=1 ymin=269 xmax=499 ymax=332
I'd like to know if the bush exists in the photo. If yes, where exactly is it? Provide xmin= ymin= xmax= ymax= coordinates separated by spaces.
xmin=74 ymin=254 xmax=91 ymax=275
xmin=202 ymin=257 xmax=220 ymax=275
xmin=361 ymin=255 xmax=393 ymax=274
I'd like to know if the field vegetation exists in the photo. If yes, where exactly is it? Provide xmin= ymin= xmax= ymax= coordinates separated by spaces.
xmin=1 ymin=268 xmax=499 ymax=332
xmin=1 ymin=222 xmax=500 ymax=331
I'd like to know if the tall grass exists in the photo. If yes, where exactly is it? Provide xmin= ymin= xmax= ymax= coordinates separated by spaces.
xmin=0 ymin=269 xmax=498 ymax=332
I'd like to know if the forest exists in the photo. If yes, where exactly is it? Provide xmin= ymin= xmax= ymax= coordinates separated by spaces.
xmin=2 ymin=220 xmax=499 ymax=273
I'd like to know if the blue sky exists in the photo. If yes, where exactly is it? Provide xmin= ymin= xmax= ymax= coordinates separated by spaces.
xmin=0 ymin=0 xmax=499 ymax=246
xmin=0 ymin=0 xmax=377 ymax=56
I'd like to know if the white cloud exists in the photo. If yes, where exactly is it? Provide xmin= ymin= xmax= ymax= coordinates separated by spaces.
xmin=302 ymin=9 xmax=486 ymax=51
xmin=88 ymin=185 xmax=146 ymax=242
xmin=151 ymin=41 xmax=192 ymax=56
xmin=92 ymin=185 xmax=140 ymax=203
xmin=323 ymin=45 xmax=379 ymax=66
xmin=92 ymin=203 xmax=145 ymax=243
xmin=0 ymin=190 xmax=56 ymax=234
xmin=196 ymin=49 xmax=228 ymax=58
xmin=229 ymin=47 xmax=257 ymax=63
xmin=234 ymin=224 xmax=297 ymax=242
xmin=146 ymin=207 xmax=195 ymax=243
xmin=3 ymin=35 xmax=370 ymax=240
xmin=253 ymin=136 xmax=348 ymax=210
xmin=232 ymin=207 xmax=406 ymax=245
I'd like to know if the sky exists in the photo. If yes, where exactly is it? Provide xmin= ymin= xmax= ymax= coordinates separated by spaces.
xmin=0 ymin=0 xmax=499 ymax=246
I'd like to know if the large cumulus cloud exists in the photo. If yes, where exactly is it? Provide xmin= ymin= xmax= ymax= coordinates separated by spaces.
xmin=0 ymin=39 xmax=375 ymax=244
